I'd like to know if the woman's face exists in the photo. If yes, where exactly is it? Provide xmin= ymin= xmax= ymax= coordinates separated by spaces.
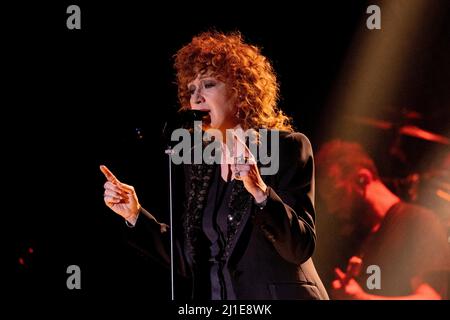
xmin=188 ymin=73 xmax=238 ymax=132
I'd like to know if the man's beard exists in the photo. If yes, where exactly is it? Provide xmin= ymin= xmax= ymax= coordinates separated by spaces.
xmin=341 ymin=196 xmax=378 ymax=243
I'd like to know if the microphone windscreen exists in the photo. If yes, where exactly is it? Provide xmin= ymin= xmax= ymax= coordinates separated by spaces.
xmin=161 ymin=109 xmax=209 ymax=146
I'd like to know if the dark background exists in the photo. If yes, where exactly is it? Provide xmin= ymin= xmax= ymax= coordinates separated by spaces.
xmin=6 ymin=0 xmax=449 ymax=303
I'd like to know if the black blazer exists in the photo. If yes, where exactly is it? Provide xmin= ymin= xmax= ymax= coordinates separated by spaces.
xmin=127 ymin=131 xmax=329 ymax=300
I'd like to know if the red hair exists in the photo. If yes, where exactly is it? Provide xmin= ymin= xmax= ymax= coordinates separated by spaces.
xmin=315 ymin=140 xmax=379 ymax=183
xmin=173 ymin=31 xmax=293 ymax=132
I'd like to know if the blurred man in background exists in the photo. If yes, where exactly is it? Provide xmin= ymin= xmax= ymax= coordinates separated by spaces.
xmin=315 ymin=140 xmax=449 ymax=299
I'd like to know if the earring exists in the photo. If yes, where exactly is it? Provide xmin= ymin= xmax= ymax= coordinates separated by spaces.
xmin=358 ymin=176 xmax=368 ymax=187
xmin=236 ymin=108 xmax=241 ymax=119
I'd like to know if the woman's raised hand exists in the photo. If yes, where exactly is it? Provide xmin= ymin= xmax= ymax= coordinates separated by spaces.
xmin=100 ymin=165 xmax=141 ymax=222
xmin=230 ymin=135 xmax=268 ymax=203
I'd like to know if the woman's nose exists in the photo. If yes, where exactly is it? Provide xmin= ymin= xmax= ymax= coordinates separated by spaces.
xmin=194 ymin=88 xmax=205 ymax=104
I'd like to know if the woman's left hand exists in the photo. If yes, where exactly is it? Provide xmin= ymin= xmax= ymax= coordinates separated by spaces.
xmin=230 ymin=135 xmax=268 ymax=203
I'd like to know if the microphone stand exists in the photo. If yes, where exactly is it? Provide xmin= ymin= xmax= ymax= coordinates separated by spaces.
xmin=165 ymin=146 xmax=175 ymax=301
xmin=162 ymin=109 xmax=208 ymax=301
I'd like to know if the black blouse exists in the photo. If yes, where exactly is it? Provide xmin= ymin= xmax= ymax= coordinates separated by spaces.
xmin=195 ymin=165 xmax=236 ymax=299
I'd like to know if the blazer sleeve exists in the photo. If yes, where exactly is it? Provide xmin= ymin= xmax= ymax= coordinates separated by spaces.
xmin=124 ymin=162 xmax=191 ymax=280
xmin=254 ymin=132 xmax=317 ymax=264
xmin=124 ymin=207 xmax=192 ymax=281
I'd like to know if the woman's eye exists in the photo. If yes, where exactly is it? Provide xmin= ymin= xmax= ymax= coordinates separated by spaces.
xmin=188 ymin=87 xmax=195 ymax=95
xmin=204 ymin=81 xmax=216 ymax=88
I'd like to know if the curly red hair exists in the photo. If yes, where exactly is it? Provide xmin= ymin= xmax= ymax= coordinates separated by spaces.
xmin=173 ymin=31 xmax=293 ymax=132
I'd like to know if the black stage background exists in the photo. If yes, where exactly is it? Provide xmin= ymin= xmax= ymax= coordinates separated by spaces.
xmin=6 ymin=0 xmax=449 ymax=312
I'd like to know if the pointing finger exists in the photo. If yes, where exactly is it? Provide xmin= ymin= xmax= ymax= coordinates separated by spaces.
xmin=100 ymin=165 xmax=119 ymax=184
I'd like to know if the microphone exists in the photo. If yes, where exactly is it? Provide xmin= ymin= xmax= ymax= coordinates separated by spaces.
xmin=171 ymin=109 xmax=209 ymax=127
xmin=161 ymin=109 xmax=209 ymax=146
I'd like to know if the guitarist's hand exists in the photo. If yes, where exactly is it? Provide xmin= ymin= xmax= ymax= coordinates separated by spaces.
xmin=331 ymin=256 xmax=368 ymax=300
